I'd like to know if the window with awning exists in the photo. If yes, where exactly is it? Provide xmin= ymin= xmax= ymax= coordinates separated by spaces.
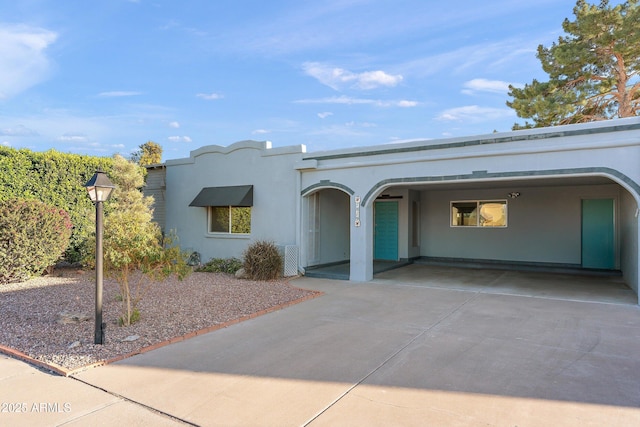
xmin=190 ymin=185 xmax=253 ymax=234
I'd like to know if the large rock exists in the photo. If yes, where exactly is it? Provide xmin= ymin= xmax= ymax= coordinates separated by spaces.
xmin=235 ymin=268 xmax=248 ymax=279
xmin=57 ymin=311 xmax=90 ymax=324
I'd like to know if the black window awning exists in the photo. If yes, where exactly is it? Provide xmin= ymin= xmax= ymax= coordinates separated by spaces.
xmin=189 ymin=185 xmax=253 ymax=207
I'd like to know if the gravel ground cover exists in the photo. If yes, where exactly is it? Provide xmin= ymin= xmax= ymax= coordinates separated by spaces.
xmin=0 ymin=268 xmax=318 ymax=372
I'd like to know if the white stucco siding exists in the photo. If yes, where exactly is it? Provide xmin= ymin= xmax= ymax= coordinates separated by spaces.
xmin=301 ymin=119 xmax=640 ymax=208
xmin=621 ymin=189 xmax=639 ymax=294
xmin=165 ymin=141 xmax=304 ymax=262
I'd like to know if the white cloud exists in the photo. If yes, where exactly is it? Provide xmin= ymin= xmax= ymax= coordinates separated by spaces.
xmin=98 ymin=91 xmax=142 ymax=97
xmin=296 ymin=95 xmax=375 ymax=105
xmin=0 ymin=24 xmax=57 ymax=99
xmin=345 ymin=121 xmax=377 ymax=128
xmin=57 ymin=133 xmax=89 ymax=142
xmin=2 ymin=141 xmax=11 ymax=147
xmin=168 ymin=135 xmax=192 ymax=143
xmin=317 ymin=112 xmax=333 ymax=119
xmin=196 ymin=92 xmax=223 ymax=100
xmin=462 ymin=78 xmax=513 ymax=95
xmin=252 ymin=129 xmax=271 ymax=135
xmin=169 ymin=121 xmax=180 ymax=128
xmin=302 ymin=62 xmax=403 ymax=90
xmin=296 ymin=95 xmax=418 ymax=108
xmin=397 ymin=100 xmax=418 ymax=108
xmin=436 ymin=105 xmax=515 ymax=122
xmin=1 ymin=125 xmax=38 ymax=137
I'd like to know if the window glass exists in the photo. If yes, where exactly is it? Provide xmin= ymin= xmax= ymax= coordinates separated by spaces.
xmin=451 ymin=200 xmax=506 ymax=227
xmin=231 ymin=207 xmax=251 ymax=233
xmin=451 ymin=202 xmax=477 ymax=226
xmin=479 ymin=201 xmax=506 ymax=227
xmin=209 ymin=206 xmax=251 ymax=234
xmin=210 ymin=207 xmax=230 ymax=232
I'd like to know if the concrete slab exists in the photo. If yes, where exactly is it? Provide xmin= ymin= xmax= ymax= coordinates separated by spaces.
xmin=375 ymin=264 xmax=637 ymax=305
xmin=72 ymin=272 xmax=640 ymax=426
xmin=5 ymin=266 xmax=640 ymax=426
xmin=0 ymin=355 xmax=184 ymax=426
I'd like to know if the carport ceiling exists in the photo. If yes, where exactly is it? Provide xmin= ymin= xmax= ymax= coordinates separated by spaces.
xmin=405 ymin=175 xmax=614 ymax=192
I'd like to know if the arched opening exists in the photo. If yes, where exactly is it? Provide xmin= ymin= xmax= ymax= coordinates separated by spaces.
xmin=364 ymin=173 xmax=639 ymax=302
xmin=302 ymin=188 xmax=351 ymax=278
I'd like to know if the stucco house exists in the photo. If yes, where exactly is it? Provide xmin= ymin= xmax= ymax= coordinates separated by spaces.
xmin=146 ymin=117 xmax=640 ymax=303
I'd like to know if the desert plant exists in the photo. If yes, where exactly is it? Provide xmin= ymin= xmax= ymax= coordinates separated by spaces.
xmin=197 ymin=257 xmax=243 ymax=274
xmin=242 ymin=240 xmax=283 ymax=281
xmin=0 ymin=198 xmax=72 ymax=284
xmin=84 ymin=155 xmax=190 ymax=325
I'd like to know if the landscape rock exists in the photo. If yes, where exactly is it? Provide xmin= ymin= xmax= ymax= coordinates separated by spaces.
xmin=235 ymin=268 xmax=248 ymax=279
xmin=57 ymin=312 xmax=91 ymax=324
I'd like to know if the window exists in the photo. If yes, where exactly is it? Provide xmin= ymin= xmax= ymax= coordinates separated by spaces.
xmin=209 ymin=206 xmax=251 ymax=234
xmin=451 ymin=200 xmax=507 ymax=227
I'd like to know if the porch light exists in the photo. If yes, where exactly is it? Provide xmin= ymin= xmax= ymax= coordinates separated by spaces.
xmin=85 ymin=170 xmax=116 ymax=202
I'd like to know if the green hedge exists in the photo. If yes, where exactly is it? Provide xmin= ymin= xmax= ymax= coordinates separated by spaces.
xmin=0 ymin=146 xmax=114 ymax=262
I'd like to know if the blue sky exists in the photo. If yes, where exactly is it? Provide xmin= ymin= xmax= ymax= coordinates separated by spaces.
xmin=1 ymin=0 xmax=593 ymax=161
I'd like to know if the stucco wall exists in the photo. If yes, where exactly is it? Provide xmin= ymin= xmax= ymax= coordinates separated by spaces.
xmin=621 ymin=189 xmax=639 ymax=294
xmin=165 ymin=141 xmax=304 ymax=262
xmin=420 ymin=184 xmax=622 ymax=266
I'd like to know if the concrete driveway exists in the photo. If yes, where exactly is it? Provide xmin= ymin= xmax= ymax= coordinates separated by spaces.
xmin=2 ymin=265 xmax=640 ymax=426
xmin=68 ymin=265 xmax=640 ymax=426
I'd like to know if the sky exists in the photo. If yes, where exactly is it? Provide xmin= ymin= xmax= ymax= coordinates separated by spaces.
xmin=0 ymin=0 xmax=600 ymax=161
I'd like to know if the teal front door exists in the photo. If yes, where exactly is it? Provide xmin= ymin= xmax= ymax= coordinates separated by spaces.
xmin=582 ymin=199 xmax=615 ymax=269
xmin=374 ymin=201 xmax=398 ymax=260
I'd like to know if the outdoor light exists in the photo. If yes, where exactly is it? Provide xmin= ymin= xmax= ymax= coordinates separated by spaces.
xmin=85 ymin=170 xmax=116 ymax=202
xmin=84 ymin=170 xmax=115 ymax=345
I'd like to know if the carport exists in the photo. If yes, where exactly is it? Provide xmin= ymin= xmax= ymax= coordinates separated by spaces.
xmin=298 ymin=118 xmax=640 ymax=304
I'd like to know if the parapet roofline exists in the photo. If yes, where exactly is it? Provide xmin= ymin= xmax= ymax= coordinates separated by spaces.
xmin=303 ymin=117 xmax=640 ymax=162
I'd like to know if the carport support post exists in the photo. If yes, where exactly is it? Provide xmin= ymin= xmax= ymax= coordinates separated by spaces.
xmin=350 ymin=198 xmax=373 ymax=281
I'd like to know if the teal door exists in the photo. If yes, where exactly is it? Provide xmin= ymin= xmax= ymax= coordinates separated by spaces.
xmin=374 ymin=202 xmax=398 ymax=260
xmin=582 ymin=199 xmax=615 ymax=269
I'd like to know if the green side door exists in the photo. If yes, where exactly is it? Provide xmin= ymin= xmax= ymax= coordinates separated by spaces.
xmin=374 ymin=201 xmax=399 ymax=260
xmin=581 ymin=199 xmax=615 ymax=269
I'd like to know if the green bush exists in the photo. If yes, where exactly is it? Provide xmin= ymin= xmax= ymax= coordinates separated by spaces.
xmin=0 ymin=198 xmax=72 ymax=284
xmin=197 ymin=257 xmax=243 ymax=274
xmin=243 ymin=241 xmax=283 ymax=281
xmin=0 ymin=146 xmax=113 ymax=262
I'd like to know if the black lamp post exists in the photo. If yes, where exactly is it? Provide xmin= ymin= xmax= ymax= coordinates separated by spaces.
xmin=84 ymin=171 xmax=115 ymax=345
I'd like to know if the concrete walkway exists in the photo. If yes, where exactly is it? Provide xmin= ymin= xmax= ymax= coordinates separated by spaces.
xmin=2 ymin=266 xmax=640 ymax=426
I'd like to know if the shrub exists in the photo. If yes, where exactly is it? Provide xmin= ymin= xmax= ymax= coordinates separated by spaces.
xmin=197 ymin=257 xmax=243 ymax=274
xmin=0 ymin=198 xmax=72 ymax=284
xmin=84 ymin=156 xmax=190 ymax=326
xmin=243 ymin=240 xmax=283 ymax=281
xmin=0 ymin=146 xmax=113 ymax=263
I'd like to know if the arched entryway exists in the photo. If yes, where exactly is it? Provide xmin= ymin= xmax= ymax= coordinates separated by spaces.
xmin=301 ymin=187 xmax=351 ymax=278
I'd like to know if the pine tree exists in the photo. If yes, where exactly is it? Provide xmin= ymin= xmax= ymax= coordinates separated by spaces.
xmin=131 ymin=141 xmax=163 ymax=166
xmin=507 ymin=0 xmax=640 ymax=129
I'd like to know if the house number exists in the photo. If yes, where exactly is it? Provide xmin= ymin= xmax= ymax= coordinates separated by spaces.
xmin=354 ymin=196 xmax=361 ymax=227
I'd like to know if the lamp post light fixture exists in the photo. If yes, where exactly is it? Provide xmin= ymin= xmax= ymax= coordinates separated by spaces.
xmin=84 ymin=170 xmax=116 ymax=345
